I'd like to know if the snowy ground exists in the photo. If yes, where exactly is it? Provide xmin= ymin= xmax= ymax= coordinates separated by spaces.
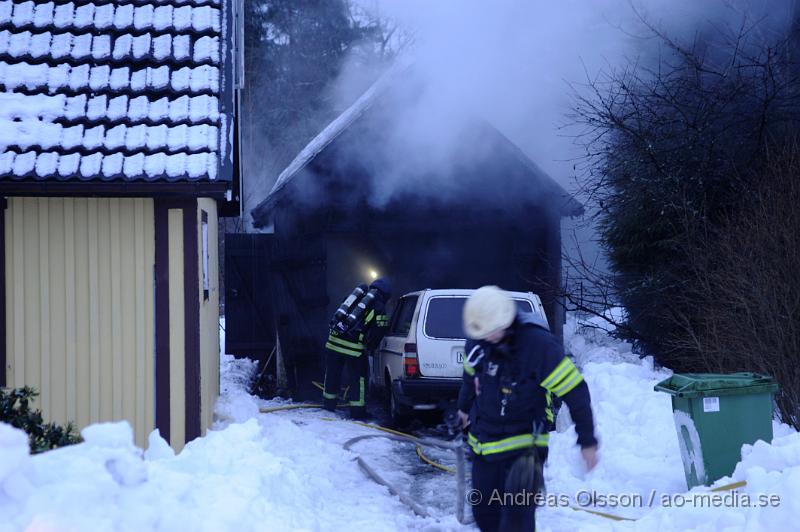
xmin=1 ymin=315 xmax=798 ymax=531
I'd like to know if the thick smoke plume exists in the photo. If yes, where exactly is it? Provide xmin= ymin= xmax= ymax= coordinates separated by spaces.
xmin=335 ymin=0 xmax=794 ymax=200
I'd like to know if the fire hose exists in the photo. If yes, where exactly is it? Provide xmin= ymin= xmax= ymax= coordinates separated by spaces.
xmin=342 ymin=430 xmax=470 ymax=524
xmin=260 ymin=403 xmax=471 ymax=524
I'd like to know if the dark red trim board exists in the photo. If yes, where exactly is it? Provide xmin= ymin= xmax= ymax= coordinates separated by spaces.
xmin=0 ymin=197 xmax=6 ymax=387
xmin=182 ymin=200 xmax=202 ymax=442
xmin=153 ymin=199 xmax=172 ymax=443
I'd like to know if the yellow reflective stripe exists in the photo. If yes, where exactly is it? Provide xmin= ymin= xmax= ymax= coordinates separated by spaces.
xmin=545 ymin=391 xmax=554 ymax=422
xmin=541 ymin=357 xmax=574 ymax=389
xmin=323 ymin=372 xmax=338 ymax=399
xmin=467 ymin=433 xmax=481 ymax=454
xmin=325 ymin=342 xmax=362 ymax=357
xmin=467 ymin=433 xmax=548 ymax=455
xmin=463 ymin=357 xmax=475 ymax=376
xmin=552 ymin=371 xmax=584 ymax=397
xmin=327 ymin=335 xmax=364 ymax=350
xmin=548 ymin=365 xmax=579 ymax=390
xmin=481 ymin=434 xmax=534 ymax=455
xmin=365 ymin=310 xmax=375 ymax=324
xmin=350 ymin=378 xmax=365 ymax=407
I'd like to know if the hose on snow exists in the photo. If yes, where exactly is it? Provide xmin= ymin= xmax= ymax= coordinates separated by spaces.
xmin=342 ymin=432 xmax=470 ymax=524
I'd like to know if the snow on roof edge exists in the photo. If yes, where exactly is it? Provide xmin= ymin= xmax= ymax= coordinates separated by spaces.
xmin=265 ymin=59 xmax=413 ymax=201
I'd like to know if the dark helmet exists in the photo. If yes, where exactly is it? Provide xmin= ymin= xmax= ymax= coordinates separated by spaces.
xmin=370 ymin=277 xmax=392 ymax=299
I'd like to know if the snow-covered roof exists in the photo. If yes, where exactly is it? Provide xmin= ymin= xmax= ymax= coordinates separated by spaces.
xmin=0 ymin=0 xmax=229 ymax=183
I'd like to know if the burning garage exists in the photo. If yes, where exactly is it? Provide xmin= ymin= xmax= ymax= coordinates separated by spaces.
xmin=231 ymin=68 xmax=583 ymax=397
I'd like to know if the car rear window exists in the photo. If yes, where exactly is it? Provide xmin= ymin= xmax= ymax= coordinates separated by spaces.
xmin=424 ymin=296 xmax=534 ymax=339
xmin=388 ymin=296 xmax=419 ymax=336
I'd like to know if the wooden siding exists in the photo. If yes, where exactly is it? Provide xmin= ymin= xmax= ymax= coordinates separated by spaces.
xmin=4 ymin=197 xmax=155 ymax=448
xmin=197 ymin=198 xmax=220 ymax=435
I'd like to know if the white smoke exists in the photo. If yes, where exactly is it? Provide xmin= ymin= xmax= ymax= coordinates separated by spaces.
xmin=339 ymin=0 xmax=795 ymax=190
xmin=320 ymin=0 xmax=795 ymax=266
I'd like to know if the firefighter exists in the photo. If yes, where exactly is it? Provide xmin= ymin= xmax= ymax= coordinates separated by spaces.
xmin=322 ymin=278 xmax=391 ymax=419
xmin=457 ymin=286 xmax=598 ymax=531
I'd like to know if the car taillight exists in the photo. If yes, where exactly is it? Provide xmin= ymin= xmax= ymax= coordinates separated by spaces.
xmin=403 ymin=343 xmax=419 ymax=378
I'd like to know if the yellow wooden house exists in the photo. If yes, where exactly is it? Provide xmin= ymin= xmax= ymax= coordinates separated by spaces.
xmin=0 ymin=0 xmax=242 ymax=451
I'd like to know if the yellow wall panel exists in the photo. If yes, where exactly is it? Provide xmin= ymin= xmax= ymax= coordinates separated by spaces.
xmin=168 ymin=208 xmax=186 ymax=452
xmin=63 ymin=199 xmax=77 ymax=425
xmin=197 ymin=199 xmax=220 ymax=435
xmin=4 ymin=198 xmax=156 ymax=448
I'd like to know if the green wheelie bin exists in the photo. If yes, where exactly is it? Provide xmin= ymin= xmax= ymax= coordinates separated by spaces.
xmin=654 ymin=373 xmax=779 ymax=489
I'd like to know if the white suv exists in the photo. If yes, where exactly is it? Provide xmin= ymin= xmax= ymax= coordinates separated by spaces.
xmin=369 ymin=288 xmax=548 ymax=422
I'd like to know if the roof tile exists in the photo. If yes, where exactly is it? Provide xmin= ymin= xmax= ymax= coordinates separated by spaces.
xmin=35 ymin=150 xmax=58 ymax=176
xmin=13 ymin=150 xmax=35 ymax=176
xmin=0 ymin=151 xmax=13 ymax=174
xmin=12 ymin=1 xmax=35 ymax=27
xmin=33 ymin=2 xmax=52 ymax=27
xmin=0 ymin=2 xmax=12 ymax=24
xmin=53 ymin=3 xmax=73 ymax=28
xmin=58 ymin=151 xmax=79 ymax=176
xmin=1 ymin=0 xmax=226 ymax=184
xmin=101 ymin=150 xmax=122 ymax=176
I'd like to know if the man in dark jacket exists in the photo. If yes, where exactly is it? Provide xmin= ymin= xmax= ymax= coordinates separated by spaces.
xmin=323 ymin=278 xmax=391 ymax=419
xmin=457 ymin=286 xmax=598 ymax=531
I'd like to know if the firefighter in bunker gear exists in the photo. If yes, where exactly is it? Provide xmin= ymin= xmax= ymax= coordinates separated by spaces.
xmin=457 ymin=286 xmax=598 ymax=532
xmin=323 ymin=278 xmax=391 ymax=418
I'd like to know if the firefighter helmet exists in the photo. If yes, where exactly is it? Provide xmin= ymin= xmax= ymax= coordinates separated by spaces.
xmin=370 ymin=277 xmax=392 ymax=299
xmin=463 ymin=286 xmax=516 ymax=340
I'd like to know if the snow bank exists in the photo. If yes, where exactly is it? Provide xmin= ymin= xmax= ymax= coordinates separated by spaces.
xmin=214 ymin=353 xmax=260 ymax=426
xmin=0 ymin=423 xmax=33 ymax=510
xmin=537 ymin=314 xmax=686 ymax=527
xmin=628 ymin=432 xmax=800 ymax=531
xmin=0 ymin=396 xmax=430 ymax=531
xmin=544 ymin=313 xmax=800 ymax=531
xmin=214 ymin=318 xmax=261 ymax=426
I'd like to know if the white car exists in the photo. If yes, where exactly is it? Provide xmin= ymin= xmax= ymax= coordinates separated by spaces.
xmin=369 ymin=288 xmax=548 ymax=423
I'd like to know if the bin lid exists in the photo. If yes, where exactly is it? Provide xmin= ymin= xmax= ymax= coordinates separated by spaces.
xmin=654 ymin=373 xmax=779 ymax=398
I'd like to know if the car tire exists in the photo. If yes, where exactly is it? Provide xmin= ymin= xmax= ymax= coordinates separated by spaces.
xmin=390 ymin=389 xmax=411 ymax=426
xmin=386 ymin=378 xmax=410 ymax=427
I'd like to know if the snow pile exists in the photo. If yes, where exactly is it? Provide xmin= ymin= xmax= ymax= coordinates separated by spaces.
xmin=0 ymin=423 xmax=32 ymax=507
xmin=214 ymin=319 xmax=261 ymax=426
xmin=536 ymin=313 xmax=685 ymax=527
xmin=0 ymin=326 xmax=434 ymax=530
xmin=565 ymin=308 xmax=638 ymax=365
xmin=0 ymin=416 xmax=420 ymax=530
xmin=542 ymin=313 xmax=800 ymax=531
xmin=621 ymin=428 xmax=800 ymax=531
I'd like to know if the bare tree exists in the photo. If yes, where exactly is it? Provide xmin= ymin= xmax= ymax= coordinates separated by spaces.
xmin=670 ymin=145 xmax=800 ymax=428
xmin=568 ymin=15 xmax=800 ymax=375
